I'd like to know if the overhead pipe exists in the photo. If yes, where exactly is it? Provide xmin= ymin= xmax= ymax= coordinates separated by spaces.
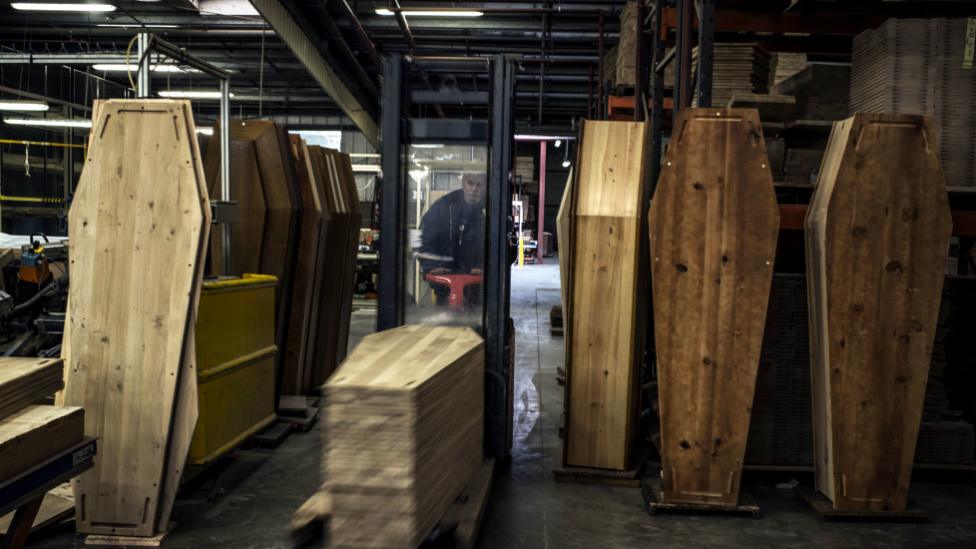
xmin=338 ymin=0 xmax=380 ymax=64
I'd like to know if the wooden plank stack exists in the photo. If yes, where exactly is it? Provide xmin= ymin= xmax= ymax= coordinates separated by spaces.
xmin=1 ymin=358 xmax=82 ymax=483
xmin=322 ymin=325 xmax=484 ymax=548
xmin=614 ymin=1 xmax=638 ymax=87
xmin=64 ymin=99 xmax=211 ymax=537
xmin=686 ymin=43 xmax=770 ymax=108
xmin=850 ymin=18 xmax=976 ymax=187
xmin=649 ymin=108 xmax=779 ymax=507
xmin=204 ymin=120 xmax=300 ymax=394
xmin=805 ymin=113 xmax=952 ymax=511
xmin=563 ymin=120 xmax=649 ymax=471
xmin=0 ymin=358 xmax=62 ymax=419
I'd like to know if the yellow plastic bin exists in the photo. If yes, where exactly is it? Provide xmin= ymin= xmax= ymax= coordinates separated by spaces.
xmin=188 ymin=274 xmax=278 ymax=465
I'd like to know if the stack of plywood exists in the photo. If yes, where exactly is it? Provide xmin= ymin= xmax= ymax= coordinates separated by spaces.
xmin=322 ymin=325 xmax=484 ymax=547
xmin=649 ymin=108 xmax=779 ymax=507
xmin=0 ymin=358 xmax=82 ymax=482
xmin=563 ymin=120 xmax=649 ymax=471
xmin=64 ymin=99 xmax=211 ymax=538
xmin=203 ymin=120 xmax=300 ymax=396
xmin=688 ymin=43 xmax=770 ymax=108
xmin=805 ymin=113 xmax=952 ymax=511
xmin=515 ymin=155 xmax=535 ymax=186
xmin=850 ymin=18 xmax=976 ymax=187
xmin=0 ymin=358 xmax=62 ymax=419
xmin=769 ymin=52 xmax=808 ymax=87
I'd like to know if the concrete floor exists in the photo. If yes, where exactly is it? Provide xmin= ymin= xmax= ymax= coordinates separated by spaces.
xmin=24 ymin=261 xmax=976 ymax=548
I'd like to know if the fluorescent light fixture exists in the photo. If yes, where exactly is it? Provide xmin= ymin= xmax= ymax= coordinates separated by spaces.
xmin=4 ymin=117 xmax=92 ymax=129
xmin=352 ymin=164 xmax=382 ymax=173
xmin=96 ymin=23 xmax=177 ymax=28
xmin=375 ymin=8 xmax=482 ymax=17
xmin=412 ymin=143 xmax=443 ymax=149
xmin=93 ymin=64 xmax=193 ymax=73
xmin=562 ymin=159 xmax=571 ymax=168
xmin=158 ymin=90 xmax=232 ymax=100
xmin=0 ymin=101 xmax=49 ymax=112
xmin=195 ymin=127 xmax=214 ymax=136
xmin=11 ymin=3 xmax=117 ymax=12
xmin=513 ymin=134 xmax=576 ymax=141
xmin=349 ymin=153 xmax=380 ymax=158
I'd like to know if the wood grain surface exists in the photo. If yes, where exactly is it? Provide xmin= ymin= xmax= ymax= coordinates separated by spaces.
xmin=564 ymin=120 xmax=648 ymax=470
xmin=64 ymin=99 xmax=209 ymax=536
xmin=649 ymin=108 xmax=779 ymax=507
xmin=805 ymin=113 xmax=952 ymax=511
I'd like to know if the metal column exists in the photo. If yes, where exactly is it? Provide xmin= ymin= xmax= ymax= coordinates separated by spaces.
xmin=649 ymin=4 xmax=665 ymax=189
xmin=136 ymin=33 xmax=151 ymax=98
xmin=696 ymin=0 xmax=715 ymax=108
xmin=674 ymin=0 xmax=694 ymax=118
xmin=537 ymin=141 xmax=546 ymax=263
xmin=378 ymin=54 xmax=404 ymax=331
xmin=485 ymin=56 xmax=514 ymax=459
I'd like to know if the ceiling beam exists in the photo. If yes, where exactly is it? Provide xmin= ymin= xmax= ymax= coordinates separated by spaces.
xmin=248 ymin=0 xmax=378 ymax=146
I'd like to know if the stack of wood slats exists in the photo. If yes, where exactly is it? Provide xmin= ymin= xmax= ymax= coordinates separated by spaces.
xmin=0 ymin=358 xmax=83 ymax=482
xmin=805 ymin=113 xmax=952 ymax=511
xmin=850 ymin=18 xmax=976 ymax=187
xmin=64 ymin=99 xmax=211 ymax=538
xmin=563 ymin=121 xmax=649 ymax=471
xmin=769 ymin=52 xmax=807 ymax=87
xmin=614 ymin=1 xmax=638 ymax=87
xmin=515 ymin=155 xmax=535 ymax=185
xmin=0 ymin=358 xmax=62 ymax=419
xmin=322 ymin=325 xmax=484 ymax=548
xmin=689 ymin=43 xmax=770 ymax=108
xmin=649 ymin=108 xmax=779 ymax=507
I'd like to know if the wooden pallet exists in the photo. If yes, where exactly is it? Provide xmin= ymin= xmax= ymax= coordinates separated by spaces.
xmin=641 ymin=477 xmax=760 ymax=518
xmin=84 ymin=523 xmax=174 ymax=547
xmin=794 ymin=487 xmax=927 ymax=523
xmin=250 ymin=422 xmax=293 ymax=448
xmin=553 ymin=463 xmax=643 ymax=488
xmin=424 ymin=458 xmax=495 ymax=549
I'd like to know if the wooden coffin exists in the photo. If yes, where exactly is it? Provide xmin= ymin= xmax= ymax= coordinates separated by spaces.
xmin=204 ymin=120 xmax=300 ymax=395
xmin=65 ymin=99 xmax=210 ymax=536
xmin=323 ymin=325 xmax=484 ymax=548
xmin=564 ymin=120 xmax=649 ymax=470
xmin=805 ymin=113 xmax=952 ymax=511
xmin=649 ymin=108 xmax=779 ymax=507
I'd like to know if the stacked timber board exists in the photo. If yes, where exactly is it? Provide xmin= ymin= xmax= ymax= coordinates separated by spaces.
xmin=1 ymin=358 xmax=82 ymax=482
xmin=64 ymin=99 xmax=211 ymax=537
xmin=649 ymin=108 xmax=779 ymax=507
xmin=203 ymin=119 xmax=300 ymax=396
xmin=322 ymin=325 xmax=484 ymax=548
xmin=805 ymin=113 xmax=952 ymax=511
xmin=0 ymin=358 xmax=62 ymax=419
xmin=280 ymin=140 xmax=360 ymax=395
xmin=614 ymin=1 xmax=638 ymax=87
xmin=686 ymin=43 xmax=770 ymax=108
xmin=850 ymin=18 xmax=976 ymax=187
xmin=563 ymin=120 xmax=649 ymax=471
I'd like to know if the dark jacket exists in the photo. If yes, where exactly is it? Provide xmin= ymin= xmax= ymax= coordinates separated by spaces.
xmin=418 ymin=189 xmax=485 ymax=274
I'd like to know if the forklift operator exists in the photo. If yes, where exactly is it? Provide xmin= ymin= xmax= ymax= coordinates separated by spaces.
xmin=418 ymin=173 xmax=487 ymax=304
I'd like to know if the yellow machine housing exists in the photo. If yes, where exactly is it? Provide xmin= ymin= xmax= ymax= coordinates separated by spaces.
xmin=189 ymin=274 xmax=277 ymax=465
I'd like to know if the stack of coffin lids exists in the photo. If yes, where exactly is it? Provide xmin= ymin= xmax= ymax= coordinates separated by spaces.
xmin=850 ymin=18 xmax=976 ymax=187
xmin=322 ymin=325 xmax=484 ymax=548
xmin=0 ymin=358 xmax=84 ymax=482
xmin=0 ymin=358 xmax=63 ymax=419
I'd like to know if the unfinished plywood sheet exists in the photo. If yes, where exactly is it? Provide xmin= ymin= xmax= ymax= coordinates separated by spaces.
xmin=324 ymin=325 xmax=484 ymax=548
xmin=0 ymin=405 xmax=83 ymax=481
xmin=64 ymin=99 xmax=209 ymax=537
xmin=649 ymin=108 xmax=779 ymax=507
xmin=805 ymin=113 xmax=952 ymax=511
xmin=564 ymin=120 xmax=648 ymax=470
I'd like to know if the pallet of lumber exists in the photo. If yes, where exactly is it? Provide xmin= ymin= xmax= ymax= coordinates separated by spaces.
xmin=64 ymin=99 xmax=211 ymax=537
xmin=563 ymin=120 xmax=649 ymax=471
xmin=322 ymin=325 xmax=484 ymax=548
xmin=649 ymin=108 xmax=779 ymax=507
xmin=0 ymin=405 xmax=83 ymax=481
xmin=850 ymin=18 xmax=976 ymax=188
xmin=805 ymin=113 xmax=952 ymax=511
xmin=0 ymin=358 xmax=63 ymax=421
xmin=204 ymin=119 xmax=300 ymax=398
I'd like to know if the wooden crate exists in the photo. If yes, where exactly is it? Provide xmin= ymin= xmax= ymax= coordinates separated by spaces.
xmin=649 ymin=108 xmax=779 ymax=507
xmin=805 ymin=113 xmax=952 ymax=512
